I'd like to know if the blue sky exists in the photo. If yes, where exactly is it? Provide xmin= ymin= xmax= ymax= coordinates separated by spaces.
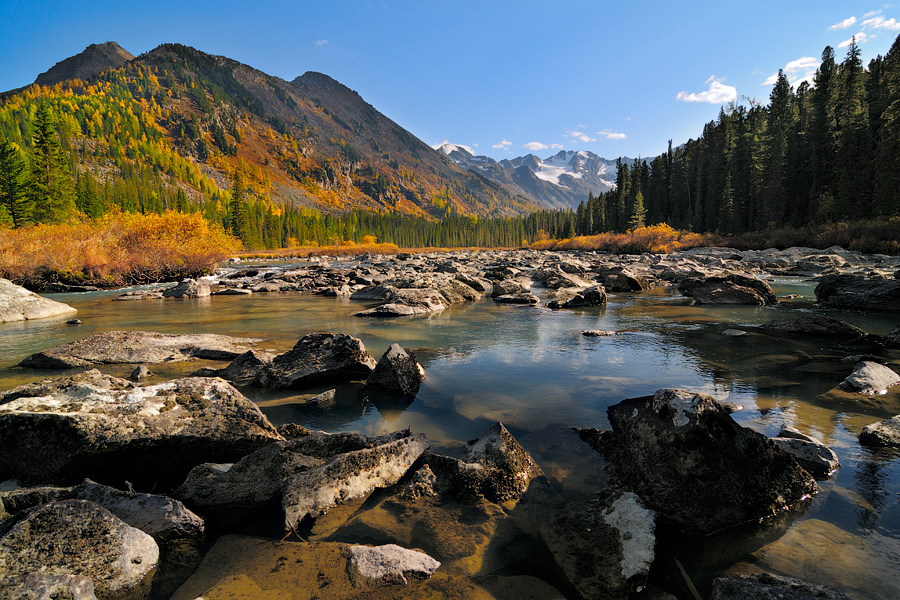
xmin=1 ymin=1 xmax=898 ymax=161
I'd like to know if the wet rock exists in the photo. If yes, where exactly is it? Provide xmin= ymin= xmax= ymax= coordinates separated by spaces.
xmin=256 ymin=333 xmax=376 ymax=389
xmin=583 ymin=330 xmax=617 ymax=337
xmin=0 ymin=278 xmax=78 ymax=323
xmin=130 ymin=365 xmax=151 ymax=381
xmin=837 ymin=361 xmax=900 ymax=395
xmin=348 ymin=544 xmax=440 ymax=584
xmin=365 ymin=344 xmax=425 ymax=396
xmin=494 ymin=292 xmax=539 ymax=305
xmin=309 ymin=388 xmax=336 ymax=406
xmin=490 ymin=279 xmax=526 ymax=298
xmin=541 ymin=489 xmax=655 ymax=600
xmin=212 ymin=287 xmax=252 ymax=295
xmin=678 ymin=274 xmax=778 ymax=305
xmin=760 ymin=315 xmax=867 ymax=339
xmin=0 ymin=499 xmax=158 ymax=600
xmin=859 ymin=415 xmax=900 ymax=447
xmin=600 ymin=268 xmax=650 ymax=292
xmin=427 ymin=422 xmax=543 ymax=504
xmin=455 ymin=273 xmax=492 ymax=292
xmin=0 ymin=370 xmax=283 ymax=486
xmin=814 ymin=274 xmax=900 ymax=311
xmin=710 ymin=573 xmax=851 ymax=600
xmin=887 ymin=325 xmax=900 ymax=347
xmin=349 ymin=284 xmax=397 ymax=301
xmin=723 ymin=329 xmax=748 ymax=336
xmin=195 ymin=349 xmax=275 ymax=385
xmin=19 ymin=330 xmax=260 ymax=368
xmin=113 ymin=289 xmax=165 ymax=301
xmin=772 ymin=427 xmax=840 ymax=479
xmin=162 ymin=278 xmax=210 ymax=298
xmin=578 ymin=389 xmax=817 ymax=535
xmin=548 ymin=285 xmax=607 ymax=309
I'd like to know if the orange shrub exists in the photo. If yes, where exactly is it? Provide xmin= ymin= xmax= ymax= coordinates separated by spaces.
xmin=528 ymin=224 xmax=717 ymax=254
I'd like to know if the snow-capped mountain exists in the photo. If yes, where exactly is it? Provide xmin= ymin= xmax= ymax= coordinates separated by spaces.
xmin=434 ymin=143 xmax=633 ymax=210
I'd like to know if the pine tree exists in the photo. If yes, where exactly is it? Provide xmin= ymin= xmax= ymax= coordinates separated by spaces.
xmin=629 ymin=191 xmax=647 ymax=229
xmin=29 ymin=102 xmax=76 ymax=224
xmin=0 ymin=139 xmax=32 ymax=227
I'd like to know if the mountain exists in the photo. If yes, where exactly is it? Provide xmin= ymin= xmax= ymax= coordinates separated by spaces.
xmin=435 ymin=144 xmax=636 ymax=210
xmin=1 ymin=43 xmax=535 ymax=219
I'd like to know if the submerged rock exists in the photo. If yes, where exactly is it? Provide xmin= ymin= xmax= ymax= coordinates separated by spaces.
xmin=365 ymin=343 xmax=425 ymax=396
xmin=19 ymin=330 xmax=259 ymax=368
xmin=256 ymin=332 xmax=376 ymax=389
xmin=772 ymin=427 xmax=840 ymax=479
xmin=859 ymin=415 xmax=900 ymax=447
xmin=761 ymin=315 xmax=866 ymax=339
xmin=837 ymin=361 xmax=900 ymax=395
xmin=0 ymin=500 xmax=159 ymax=600
xmin=0 ymin=370 xmax=282 ymax=485
xmin=678 ymin=274 xmax=778 ymax=305
xmin=814 ymin=274 xmax=900 ymax=311
xmin=578 ymin=389 xmax=817 ymax=535
xmin=0 ymin=278 xmax=78 ymax=323
xmin=710 ymin=573 xmax=851 ymax=600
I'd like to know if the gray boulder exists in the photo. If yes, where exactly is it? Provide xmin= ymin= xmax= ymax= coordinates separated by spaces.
xmin=0 ymin=370 xmax=283 ymax=485
xmin=350 ymin=284 xmax=397 ymax=301
xmin=837 ymin=361 xmax=900 ymax=395
xmin=0 ymin=500 xmax=158 ymax=600
xmin=494 ymin=292 xmax=540 ymax=305
xmin=772 ymin=427 xmax=840 ymax=479
xmin=678 ymin=274 xmax=778 ymax=305
xmin=710 ymin=573 xmax=851 ymax=600
xmin=4 ymin=573 xmax=97 ymax=600
xmin=19 ymin=330 xmax=259 ymax=368
xmin=548 ymin=285 xmax=607 ymax=309
xmin=162 ymin=278 xmax=210 ymax=298
xmin=761 ymin=315 xmax=866 ymax=339
xmin=814 ymin=274 xmax=900 ymax=311
xmin=578 ymin=389 xmax=817 ymax=535
xmin=256 ymin=332 xmax=376 ymax=388
xmin=859 ymin=415 xmax=900 ymax=447
xmin=366 ymin=344 xmax=425 ymax=396
xmin=0 ymin=278 xmax=78 ymax=323
xmin=348 ymin=544 xmax=440 ymax=584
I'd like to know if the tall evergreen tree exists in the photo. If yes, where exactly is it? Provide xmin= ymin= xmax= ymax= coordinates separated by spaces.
xmin=29 ymin=102 xmax=76 ymax=224
xmin=0 ymin=140 xmax=32 ymax=227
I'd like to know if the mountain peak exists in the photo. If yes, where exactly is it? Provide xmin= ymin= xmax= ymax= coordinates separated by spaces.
xmin=292 ymin=71 xmax=345 ymax=88
xmin=434 ymin=142 xmax=475 ymax=158
xmin=35 ymin=42 xmax=134 ymax=87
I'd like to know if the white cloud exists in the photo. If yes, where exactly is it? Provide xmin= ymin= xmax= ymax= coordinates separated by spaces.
xmin=492 ymin=139 xmax=512 ymax=150
xmin=838 ymin=32 xmax=871 ymax=47
xmin=550 ymin=143 xmax=564 ymax=149
xmin=524 ymin=142 xmax=548 ymax=151
xmin=763 ymin=56 xmax=820 ymax=88
xmin=864 ymin=10 xmax=882 ymax=18
xmin=862 ymin=16 xmax=900 ymax=30
xmin=829 ymin=16 xmax=857 ymax=30
xmin=676 ymin=75 xmax=737 ymax=104
xmin=315 ymin=40 xmax=329 ymax=46
xmin=597 ymin=129 xmax=627 ymax=140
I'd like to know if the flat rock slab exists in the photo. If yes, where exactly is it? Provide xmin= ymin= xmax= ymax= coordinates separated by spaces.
xmin=678 ymin=274 xmax=778 ymax=305
xmin=761 ymin=315 xmax=866 ymax=339
xmin=20 ymin=330 xmax=260 ymax=368
xmin=0 ymin=370 xmax=283 ymax=485
xmin=0 ymin=499 xmax=159 ymax=600
xmin=837 ymin=361 xmax=900 ymax=395
xmin=0 ymin=278 xmax=78 ymax=323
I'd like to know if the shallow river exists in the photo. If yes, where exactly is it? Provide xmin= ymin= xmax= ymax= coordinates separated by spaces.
xmin=2 ymin=266 xmax=899 ymax=599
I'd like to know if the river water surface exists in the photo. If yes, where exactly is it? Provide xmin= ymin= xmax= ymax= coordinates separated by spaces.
xmin=2 ymin=266 xmax=899 ymax=599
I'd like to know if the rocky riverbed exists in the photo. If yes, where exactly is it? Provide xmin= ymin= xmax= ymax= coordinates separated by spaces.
xmin=0 ymin=245 xmax=899 ymax=600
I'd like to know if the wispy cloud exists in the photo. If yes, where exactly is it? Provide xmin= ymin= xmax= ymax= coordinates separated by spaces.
xmin=828 ymin=16 xmax=857 ymax=30
xmin=492 ymin=139 xmax=512 ymax=150
xmin=862 ymin=15 xmax=900 ymax=31
xmin=864 ymin=10 xmax=882 ymax=19
xmin=676 ymin=76 xmax=737 ymax=104
xmin=524 ymin=142 xmax=548 ymax=151
xmin=763 ymin=56 xmax=820 ymax=87
xmin=314 ymin=40 xmax=329 ymax=46
xmin=838 ymin=32 xmax=872 ymax=48
xmin=597 ymin=129 xmax=626 ymax=140
xmin=565 ymin=130 xmax=596 ymax=143
xmin=550 ymin=143 xmax=564 ymax=149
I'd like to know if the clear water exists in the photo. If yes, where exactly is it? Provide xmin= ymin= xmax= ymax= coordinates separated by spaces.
xmin=2 ymin=271 xmax=899 ymax=599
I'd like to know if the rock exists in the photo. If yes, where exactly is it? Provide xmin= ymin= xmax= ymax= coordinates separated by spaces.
xmin=837 ymin=361 xmax=900 ymax=395
xmin=162 ymin=278 xmax=211 ymax=298
xmin=0 ymin=485 xmax=74 ymax=522
xmin=365 ymin=344 xmax=425 ymax=396
xmin=548 ymin=285 xmax=607 ymax=309
xmin=887 ymin=325 xmax=900 ymax=346
xmin=113 ymin=290 xmax=165 ymax=301
xmin=73 ymin=479 xmax=204 ymax=544
xmin=308 ymin=388 xmax=336 ymax=406
xmin=256 ymin=333 xmax=376 ymax=389
xmin=761 ymin=315 xmax=866 ymax=339
xmin=723 ymin=329 xmax=748 ymax=336
xmin=541 ymin=489 xmax=655 ymax=600
xmin=859 ymin=415 xmax=900 ymax=447
xmin=427 ymin=422 xmax=543 ymax=504
xmin=5 ymin=573 xmax=97 ymax=600
xmin=0 ymin=500 xmax=158 ymax=599
xmin=348 ymin=544 xmax=440 ymax=584
xmin=583 ymin=330 xmax=617 ymax=337
xmin=814 ymin=274 xmax=900 ymax=311
xmin=455 ymin=273 xmax=492 ymax=292
xmin=130 ymin=365 xmax=151 ymax=381
xmin=710 ymin=573 xmax=851 ymax=600
xmin=19 ymin=330 xmax=259 ymax=368
xmin=490 ymin=279 xmax=525 ymax=298
xmin=67 ymin=318 xmax=83 ymax=324
xmin=197 ymin=349 xmax=275 ymax=385
xmin=349 ymin=284 xmax=397 ymax=301
xmin=579 ymin=389 xmax=817 ymax=535
xmin=354 ymin=303 xmax=424 ymax=317
xmin=678 ymin=274 xmax=778 ymax=305
xmin=212 ymin=287 xmax=252 ymax=295
xmin=494 ymin=292 xmax=539 ymax=305
xmin=601 ymin=268 xmax=650 ymax=292
xmin=0 ymin=278 xmax=78 ymax=323
xmin=0 ymin=370 xmax=283 ymax=486
xmin=772 ymin=427 xmax=839 ymax=479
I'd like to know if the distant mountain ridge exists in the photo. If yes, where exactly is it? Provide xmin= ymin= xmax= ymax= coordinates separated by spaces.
xmin=435 ymin=143 xmax=640 ymax=210
xmin=35 ymin=42 xmax=135 ymax=87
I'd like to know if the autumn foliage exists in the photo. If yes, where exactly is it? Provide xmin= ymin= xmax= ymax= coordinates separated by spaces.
xmin=0 ymin=210 xmax=241 ymax=288
xmin=529 ymin=224 xmax=713 ymax=254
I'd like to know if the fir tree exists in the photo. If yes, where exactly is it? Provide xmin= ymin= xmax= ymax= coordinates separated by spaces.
xmin=29 ymin=103 xmax=76 ymax=224
xmin=0 ymin=139 xmax=32 ymax=227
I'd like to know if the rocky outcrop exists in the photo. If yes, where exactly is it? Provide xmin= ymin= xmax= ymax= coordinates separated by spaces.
xmin=837 ymin=361 xmax=900 ymax=395
xmin=256 ymin=332 xmax=376 ymax=388
xmin=772 ymin=427 xmax=840 ymax=479
xmin=710 ymin=573 xmax=851 ymax=600
xmin=0 ymin=278 xmax=78 ymax=323
xmin=0 ymin=370 xmax=282 ymax=485
xmin=19 ymin=330 xmax=259 ymax=368
xmin=814 ymin=274 xmax=900 ymax=311
xmin=678 ymin=274 xmax=778 ymax=305
xmin=578 ymin=389 xmax=817 ymax=535
xmin=0 ymin=500 xmax=158 ymax=600
xmin=365 ymin=344 xmax=425 ymax=396
xmin=760 ymin=315 xmax=866 ymax=339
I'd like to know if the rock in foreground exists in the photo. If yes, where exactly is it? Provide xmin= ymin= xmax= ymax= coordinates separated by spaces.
xmin=837 ymin=361 xmax=900 ymax=395
xmin=579 ymin=389 xmax=817 ymax=535
xmin=256 ymin=332 xmax=376 ymax=388
xmin=710 ymin=573 xmax=851 ymax=600
xmin=814 ymin=274 xmax=900 ymax=311
xmin=365 ymin=343 xmax=425 ymax=396
xmin=859 ymin=415 xmax=900 ymax=447
xmin=678 ymin=274 xmax=778 ymax=305
xmin=0 ymin=278 xmax=78 ymax=323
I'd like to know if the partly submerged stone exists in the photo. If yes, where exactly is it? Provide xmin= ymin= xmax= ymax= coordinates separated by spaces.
xmin=547 ymin=285 xmax=607 ymax=309
xmin=678 ymin=273 xmax=778 ymax=305
xmin=761 ymin=315 xmax=867 ymax=339
xmin=256 ymin=333 xmax=376 ymax=389
xmin=710 ymin=573 xmax=851 ymax=600
xmin=493 ymin=292 xmax=540 ymax=305
xmin=0 ymin=370 xmax=282 ymax=486
xmin=578 ymin=389 xmax=817 ymax=535
xmin=0 ymin=500 xmax=159 ymax=600
xmin=365 ymin=343 xmax=425 ymax=396
xmin=162 ymin=278 xmax=211 ymax=298
xmin=859 ymin=415 xmax=900 ymax=448
xmin=541 ymin=489 xmax=655 ymax=600
xmin=19 ymin=330 xmax=259 ymax=368
xmin=771 ymin=427 xmax=840 ymax=480
xmin=0 ymin=278 xmax=78 ymax=323
xmin=348 ymin=544 xmax=440 ymax=584
xmin=814 ymin=274 xmax=900 ymax=311
xmin=837 ymin=361 xmax=900 ymax=395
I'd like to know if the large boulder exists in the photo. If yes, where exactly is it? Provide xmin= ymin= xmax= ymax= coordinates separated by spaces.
xmin=0 ymin=370 xmax=283 ymax=486
xmin=814 ymin=274 xmax=900 ymax=311
xmin=365 ymin=344 xmax=425 ymax=396
xmin=771 ymin=427 xmax=840 ymax=480
xmin=547 ymin=285 xmax=607 ymax=309
xmin=578 ymin=389 xmax=817 ymax=535
xmin=541 ymin=489 xmax=655 ymax=600
xmin=837 ymin=361 xmax=900 ymax=395
xmin=256 ymin=333 xmax=376 ymax=389
xmin=0 ymin=500 xmax=159 ymax=600
xmin=678 ymin=274 xmax=778 ymax=305
xmin=760 ymin=315 xmax=866 ymax=339
xmin=19 ymin=330 xmax=260 ymax=368
xmin=0 ymin=278 xmax=78 ymax=323
xmin=859 ymin=415 xmax=900 ymax=447
xmin=162 ymin=279 xmax=210 ymax=298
